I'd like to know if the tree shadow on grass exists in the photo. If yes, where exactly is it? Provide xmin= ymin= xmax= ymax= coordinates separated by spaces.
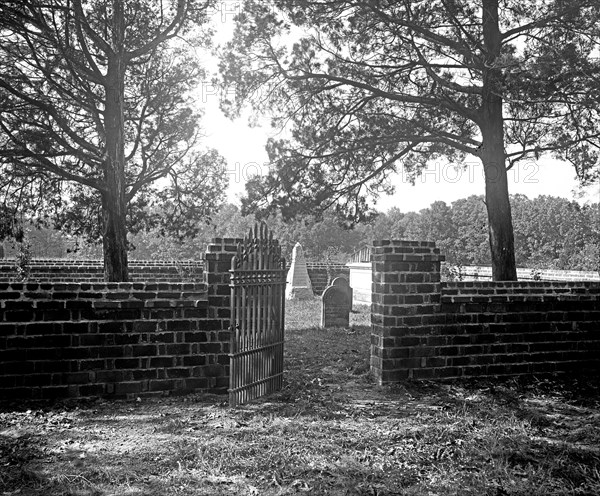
xmin=0 ymin=432 xmax=57 ymax=495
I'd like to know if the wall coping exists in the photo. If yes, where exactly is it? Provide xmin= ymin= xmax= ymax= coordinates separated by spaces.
xmin=442 ymin=281 xmax=600 ymax=290
xmin=346 ymin=262 xmax=371 ymax=269
xmin=0 ymin=281 xmax=208 ymax=293
xmin=443 ymin=263 xmax=599 ymax=281
xmin=0 ymin=259 xmax=204 ymax=266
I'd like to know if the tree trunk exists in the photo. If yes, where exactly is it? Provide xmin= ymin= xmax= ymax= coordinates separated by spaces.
xmin=480 ymin=129 xmax=517 ymax=280
xmin=101 ymin=186 xmax=128 ymax=282
xmin=480 ymin=0 xmax=517 ymax=281
xmin=102 ymin=2 xmax=128 ymax=282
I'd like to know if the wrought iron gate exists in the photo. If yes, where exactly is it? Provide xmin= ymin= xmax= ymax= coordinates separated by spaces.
xmin=229 ymin=223 xmax=286 ymax=406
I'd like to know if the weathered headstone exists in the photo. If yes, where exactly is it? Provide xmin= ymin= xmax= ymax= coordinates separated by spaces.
xmin=285 ymin=242 xmax=313 ymax=300
xmin=331 ymin=276 xmax=353 ymax=312
xmin=321 ymin=282 xmax=351 ymax=328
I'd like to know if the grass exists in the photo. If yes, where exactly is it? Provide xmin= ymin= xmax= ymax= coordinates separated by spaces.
xmin=1 ymin=298 xmax=599 ymax=495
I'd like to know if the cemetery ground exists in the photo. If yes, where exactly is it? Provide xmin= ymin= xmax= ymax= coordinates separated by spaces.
xmin=1 ymin=300 xmax=599 ymax=496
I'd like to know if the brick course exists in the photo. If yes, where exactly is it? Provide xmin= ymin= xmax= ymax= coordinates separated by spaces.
xmin=371 ymin=240 xmax=600 ymax=384
xmin=303 ymin=263 xmax=350 ymax=295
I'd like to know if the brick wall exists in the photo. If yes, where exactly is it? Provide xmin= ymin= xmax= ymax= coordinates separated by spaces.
xmin=1 ymin=259 xmax=348 ymax=292
xmin=0 ymin=239 xmax=239 ymax=400
xmin=0 ymin=259 xmax=204 ymax=282
xmin=371 ymin=240 xmax=600 ymax=384
xmin=441 ymin=264 xmax=600 ymax=282
xmin=304 ymin=263 xmax=350 ymax=295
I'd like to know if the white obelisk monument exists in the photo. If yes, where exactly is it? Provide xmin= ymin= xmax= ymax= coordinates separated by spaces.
xmin=285 ymin=242 xmax=313 ymax=300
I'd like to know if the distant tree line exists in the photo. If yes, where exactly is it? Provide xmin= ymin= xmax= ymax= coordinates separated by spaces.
xmin=395 ymin=195 xmax=598 ymax=272
xmin=4 ymin=195 xmax=598 ymax=274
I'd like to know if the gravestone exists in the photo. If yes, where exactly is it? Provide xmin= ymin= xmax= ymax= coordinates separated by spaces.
xmin=321 ymin=281 xmax=351 ymax=328
xmin=331 ymin=276 xmax=353 ymax=312
xmin=285 ymin=242 xmax=313 ymax=300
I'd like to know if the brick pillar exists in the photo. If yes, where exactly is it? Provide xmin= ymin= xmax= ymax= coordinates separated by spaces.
xmin=203 ymin=237 xmax=243 ymax=391
xmin=370 ymin=240 xmax=445 ymax=384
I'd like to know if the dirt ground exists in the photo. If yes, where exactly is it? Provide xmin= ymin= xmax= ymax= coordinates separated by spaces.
xmin=1 ymin=301 xmax=599 ymax=495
